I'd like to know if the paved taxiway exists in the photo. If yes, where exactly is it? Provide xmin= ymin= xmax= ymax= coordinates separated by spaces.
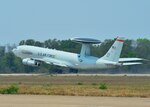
xmin=0 ymin=95 xmax=149 ymax=107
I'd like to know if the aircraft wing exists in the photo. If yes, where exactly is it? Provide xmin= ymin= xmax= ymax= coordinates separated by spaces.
xmin=33 ymin=58 xmax=72 ymax=67
xmin=44 ymin=60 xmax=68 ymax=67
xmin=119 ymin=58 xmax=145 ymax=62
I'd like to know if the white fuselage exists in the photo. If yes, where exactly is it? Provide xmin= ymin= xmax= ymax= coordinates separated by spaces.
xmin=13 ymin=37 xmax=143 ymax=70
xmin=13 ymin=45 xmax=112 ymax=70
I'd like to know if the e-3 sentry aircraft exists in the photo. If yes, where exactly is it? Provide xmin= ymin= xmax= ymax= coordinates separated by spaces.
xmin=12 ymin=37 xmax=143 ymax=72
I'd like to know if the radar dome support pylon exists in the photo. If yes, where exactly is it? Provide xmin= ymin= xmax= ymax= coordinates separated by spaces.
xmin=71 ymin=38 xmax=101 ymax=57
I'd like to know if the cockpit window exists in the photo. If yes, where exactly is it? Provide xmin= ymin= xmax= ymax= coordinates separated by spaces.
xmin=14 ymin=47 xmax=17 ymax=49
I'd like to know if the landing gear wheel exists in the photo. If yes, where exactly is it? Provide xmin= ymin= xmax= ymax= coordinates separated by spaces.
xmin=69 ymin=68 xmax=78 ymax=73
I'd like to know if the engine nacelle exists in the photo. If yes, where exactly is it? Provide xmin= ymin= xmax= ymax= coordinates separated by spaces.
xmin=22 ymin=58 xmax=40 ymax=67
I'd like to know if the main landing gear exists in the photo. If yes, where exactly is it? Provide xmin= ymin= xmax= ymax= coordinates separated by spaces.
xmin=69 ymin=68 xmax=78 ymax=73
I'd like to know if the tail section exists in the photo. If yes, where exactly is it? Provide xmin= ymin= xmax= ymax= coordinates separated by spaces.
xmin=101 ymin=37 xmax=125 ymax=62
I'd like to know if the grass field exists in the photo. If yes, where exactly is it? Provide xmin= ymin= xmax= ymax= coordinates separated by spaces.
xmin=0 ymin=75 xmax=149 ymax=97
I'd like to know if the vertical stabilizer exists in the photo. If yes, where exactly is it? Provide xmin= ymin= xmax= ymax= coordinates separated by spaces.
xmin=101 ymin=37 xmax=125 ymax=62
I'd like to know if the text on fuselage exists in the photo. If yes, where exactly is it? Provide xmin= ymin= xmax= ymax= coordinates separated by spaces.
xmin=38 ymin=52 xmax=55 ymax=58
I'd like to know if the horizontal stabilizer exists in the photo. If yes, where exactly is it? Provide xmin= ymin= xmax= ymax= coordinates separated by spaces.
xmin=99 ymin=60 xmax=122 ymax=66
xmin=100 ymin=60 xmax=143 ymax=66
xmin=122 ymin=62 xmax=142 ymax=66
xmin=119 ymin=58 xmax=145 ymax=62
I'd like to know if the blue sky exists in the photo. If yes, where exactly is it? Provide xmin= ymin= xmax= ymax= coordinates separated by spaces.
xmin=0 ymin=0 xmax=150 ymax=45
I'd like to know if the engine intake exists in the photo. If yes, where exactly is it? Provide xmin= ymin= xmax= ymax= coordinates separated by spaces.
xmin=22 ymin=58 xmax=40 ymax=67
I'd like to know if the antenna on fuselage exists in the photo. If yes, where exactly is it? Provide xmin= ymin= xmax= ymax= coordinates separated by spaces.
xmin=71 ymin=38 xmax=101 ymax=57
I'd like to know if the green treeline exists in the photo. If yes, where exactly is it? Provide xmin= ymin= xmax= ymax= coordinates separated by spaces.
xmin=0 ymin=38 xmax=150 ymax=74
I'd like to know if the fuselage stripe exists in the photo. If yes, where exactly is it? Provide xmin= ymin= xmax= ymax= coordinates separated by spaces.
xmin=116 ymin=39 xmax=124 ymax=42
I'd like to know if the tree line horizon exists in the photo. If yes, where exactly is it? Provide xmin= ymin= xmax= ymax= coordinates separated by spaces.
xmin=0 ymin=37 xmax=150 ymax=73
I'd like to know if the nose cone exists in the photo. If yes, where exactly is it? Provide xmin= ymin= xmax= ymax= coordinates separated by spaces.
xmin=12 ymin=48 xmax=17 ymax=55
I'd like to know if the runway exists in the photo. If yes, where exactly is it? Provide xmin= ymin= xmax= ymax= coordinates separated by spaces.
xmin=0 ymin=95 xmax=149 ymax=107
xmin=0 ymin=73 xmax=150 ymax=76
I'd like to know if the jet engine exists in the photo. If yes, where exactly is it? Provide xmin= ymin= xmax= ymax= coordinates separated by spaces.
xmin=22 ymin=58 xmax=40 ymax=67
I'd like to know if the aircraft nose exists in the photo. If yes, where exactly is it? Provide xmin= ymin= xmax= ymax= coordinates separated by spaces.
xmin=12 ymin=48 xmax=17 ymax=55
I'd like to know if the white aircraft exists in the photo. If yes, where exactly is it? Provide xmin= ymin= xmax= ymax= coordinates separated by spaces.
xmin=12 ymin=37 xmax=144 ymax=73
